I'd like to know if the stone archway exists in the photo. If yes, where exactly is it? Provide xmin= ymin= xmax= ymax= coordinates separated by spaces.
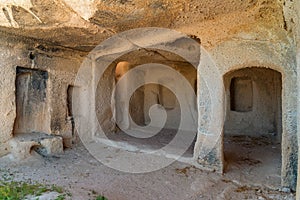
xmin=195 ymin=40 xmax=298 ymax=190
xmin=223 ymin=67 xmax=282 ymax=186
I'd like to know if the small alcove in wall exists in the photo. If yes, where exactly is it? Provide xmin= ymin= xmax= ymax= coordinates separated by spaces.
xmin=230 ymin=77 xmax=253 ymax=112
xmin=64 ymin=84 xmax=81 ymax=147
xmin=223 ymin=67 xmax=282 ymax=185
xmin=13 ymin=66 xmax=50 ymax=135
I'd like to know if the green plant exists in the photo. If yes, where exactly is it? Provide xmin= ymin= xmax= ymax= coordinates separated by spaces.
xmin=55 ymin=194 xmax=67 ymax=200
xmin=95 ymin=195 xmax=108 ymax=200
xmin=0 ymin=172 xmax=66 ymax=200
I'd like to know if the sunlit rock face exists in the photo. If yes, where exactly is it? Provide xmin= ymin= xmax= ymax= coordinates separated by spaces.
xmin=0 ymin=0 xmax=287 ymax=50
xmin=0 ymin=0 xmax=258 ymax=28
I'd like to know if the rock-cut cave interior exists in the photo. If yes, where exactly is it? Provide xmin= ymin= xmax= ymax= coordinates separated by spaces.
xmin=0 ymin=0 xmax=299 ymax=199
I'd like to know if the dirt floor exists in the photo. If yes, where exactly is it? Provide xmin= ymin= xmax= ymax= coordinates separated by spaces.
xmin=0 ymin=136 xmax=295 ymax=200
xmin=104 ymin=129 xmax=196 ymax=158
xmin=223 ymin=135 xmax=282 ymax=190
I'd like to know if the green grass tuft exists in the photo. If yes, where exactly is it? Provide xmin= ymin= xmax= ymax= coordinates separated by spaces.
xmin=0 ymin=171 xmax=66 ymax=200
xmin=95 ymin=195 xmax=108 ymax=200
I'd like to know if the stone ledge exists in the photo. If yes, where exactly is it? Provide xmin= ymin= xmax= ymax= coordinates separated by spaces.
xmin=9 ymin=132 xmax=63 ymax=160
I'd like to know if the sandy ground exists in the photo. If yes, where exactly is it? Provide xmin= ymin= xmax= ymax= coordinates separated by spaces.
xmin=0 ymin=136 xmax=295 ymax=200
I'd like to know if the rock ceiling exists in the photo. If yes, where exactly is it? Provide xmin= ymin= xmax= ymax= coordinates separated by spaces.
xmin=0 ymin=0 xmax=287 ymax=51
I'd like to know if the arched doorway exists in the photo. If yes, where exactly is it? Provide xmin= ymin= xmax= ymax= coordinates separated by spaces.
xmin=223 ymin=67 xmax=282 ymax=186
xmin=95 ymin=49 xmax=198 ymax=159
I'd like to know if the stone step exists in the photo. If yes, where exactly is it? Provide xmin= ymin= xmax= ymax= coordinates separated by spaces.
xmin=9 ymin=132 xmax=63 ymax=160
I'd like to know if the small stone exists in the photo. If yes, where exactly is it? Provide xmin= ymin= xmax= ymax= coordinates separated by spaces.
xmin=281 ymin=187 xmax=291 ymax=193
xmin=40 ymin=137 xmax=63 ymax=155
